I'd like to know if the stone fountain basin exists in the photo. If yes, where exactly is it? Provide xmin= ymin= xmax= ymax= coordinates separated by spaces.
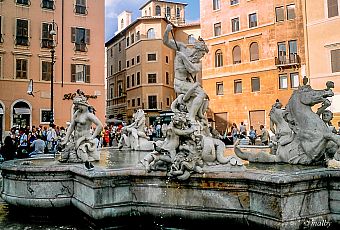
xmin=1 ymin=148 xmax=340 ymax=229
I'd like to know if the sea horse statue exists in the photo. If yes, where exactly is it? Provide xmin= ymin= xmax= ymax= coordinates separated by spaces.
xmin=235 ymin=80 xmax=340 ymax=166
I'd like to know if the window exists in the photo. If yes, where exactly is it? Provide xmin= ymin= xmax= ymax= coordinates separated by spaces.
xmin=290 ymin=73 xmax=299 ymax=88
xmin=216 ymin=82 xmax=223 ymax=95
xmin=71 ymin=64 xmax=90 ymax=83
xmin=132 ymin=74 xmax=135 ymax=87
xmin=230 ymin=0 xmax=239 ymax=6
xmin=148 ymin=74 xmax=157 ymax=83
xmin=136 ymin=31 xmax=140 ymax=41
xmin=275 ymin=6 xmax=284 ymax=22
xmin=41 ymin=109 xmax=52 ymax=123
xmin=148 ymin=96 xmax=157 ymax=109
xmin=288 ymin=40 xmax=298 ymax=62
xmin=328 ymin=0 xmax=339 ymax=18
xmin=166 ymin=56 xmax=169 ymax=63
xmin=331 ymin=49 xmax=340 ymax=73
xmin=231 ymin=17 xmax=240 ymax=32
xmin=110 ymin=65 xmax=113 ymax=75
xmin=16 ymin=19 xmax=29 ymax=46
xmin=250 ymin=42 xmax=259 ymax=61
xmin=110 ymin=48 xmax=113 ymax=57
xmin=127 ymin=76 xmax=130 ymax=88
xmin=16 ymin=0 xmax=29 ymax=6
xmin=126 ymin=37 xmax=130 ymax=46
xmin=214 ymin=23 xmax=221 ymax=36
xmin=156 ymin=5 xmax=161 ymax=16
xmin=118 ymin=61 xmax=121 ymax=71
xmin=132 ymin=58 xmax=135 ymax=66
xmin=213 ymin=0 xmax=220 ymax=10
xmin=176 ymin=7 xmax=181 ymax=18
xmin=188 ymin=34 xmax=196 ymax=44
xmin=278 ymin=42 xmax=287 ymax=63
xmin=71 ymin=27 xmax=90 ymax=52
xmin=233 ymin=46 xmax=241 ymax=64
xmin=42 ymin=61 xmax=52 ymax=81
xmin=215 ymin=49 xmax=223 ymax=67
xmin=131 ymin=34 xmax=135 ymax=44
xmin=147 ymin=28 xmax=155 ymax=39
xmin=137 ymin=98 xmax=141 ymax=106
xmin=75 ymin=0 xmax=87 ymax=15
xmin=137 ymin=55 xmax=140 ymax=63
xmin=118 ymin=42 xmax=121 ymax=52
xmin=287 ymin=4 xmax=296 ymax=20
xmin=42 ymin=0 xmax=54 ymax=10
xmin=127 ymin=100 xmax=130 ymax=107
xmin=126 ymin=60 xmax=130 ymax=68
xmin=132 ymin=99 xmax=135 ymax=107
xmin=109 ymin=83 xmax=114 ymax=98
xmin=167 ymin=98 xmax=170 ymax=106
xmin=120 ymin=19 xmax=124 ymax=30
xmin=251 ymin=77 xmax=260 ymax=92
xmin=118 ymin=81 xmax=123 ymax=96
xmin=137 ymin=72 xmax=141 ymax=85
xmin=166 ymin=72 xmax=170 ymax=84
xmin=279 ymin=74 xmax=288 ymax=89
xmin=0 ymin=16 xmax=2 ymax=43
xmin=41 ymin=22 xmax=54 ymax=48
xmin=166 ymin=7 xmax=171 ymax=18
xmin=16 ymin=59 xmax=28 ymax=79
xmin=234 ymin=80 xmax=242 ymax=93
xmin=249 ymin=13 xmax=258 ymax=28
xmin=148 ymin=53 xmax=157 ymax=61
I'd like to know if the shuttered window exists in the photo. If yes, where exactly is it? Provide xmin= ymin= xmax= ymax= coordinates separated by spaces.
xmin=275 ymin=6 xmax=284 ymax=22
xmin=233 ymin=46 xmax=241 ymax=64
xmin=250 ymin=42 xmax=259 ymax=61
xmin=16 ymin=19 xmax=29 ymax=46
xmin=16 ymin=59 xmax=28 ymax=79
xmin=71 ymin=64 xmax=90 ymax=83
xmin=214 ymin=22 xmax=221 ymax=36
xmin=331 ymin=49 xmax=340 ymax=73
xmin=71 ymin=27 xmax=90 ymax=52
xmin=42 ymin=61 xmax=52 ymax=81
xmin=41 ymin=22 xmax=53 ymax=48
xmin=215 ymin=49 xmax=223 ymax=67
xmin=216 ymin=82 xmax=223 ymax=95
xmin=234 ymin=80 xmax=242 ymax=93
xmin=287 ymin=4 xmax=296 ymax=20
xmin=328 ymin=0 xmax=339 ymax=18
xmin=251 ymin=77 xmax=260 ymax=92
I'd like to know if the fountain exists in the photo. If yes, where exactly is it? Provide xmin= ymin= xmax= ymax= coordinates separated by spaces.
xmin=1 ymin=25 xmax=340 ymax=229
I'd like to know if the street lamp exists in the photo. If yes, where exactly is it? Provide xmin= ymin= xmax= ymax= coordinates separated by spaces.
xmin=49 ymin=22 xmax=57 ymax=126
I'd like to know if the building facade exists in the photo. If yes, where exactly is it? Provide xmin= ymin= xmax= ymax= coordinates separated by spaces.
xmin=0 ymin=0 xmax=105 ymax=141
xmin=304 ymin=0 xmax=340 ymax=125
xmin=106 ymin=0 xmax=201 ymax=125
xmin=200 ymin=0 xmax=306 ymax=134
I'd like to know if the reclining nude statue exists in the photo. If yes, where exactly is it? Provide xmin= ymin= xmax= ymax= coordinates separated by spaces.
xmin=58 ymin=90 xmax=103 ymax=170
xmin=235 ymin=80 xmax=340 ymax=167
xmin=118 ymin=109 xmax=153 ymax=151
xmin=141 ymin=24 xmax=243 ymax=180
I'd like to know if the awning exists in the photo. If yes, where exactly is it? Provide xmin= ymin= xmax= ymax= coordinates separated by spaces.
xmin=0 ymin=108 xmax=3 ymax=114
xmin=14 ymin=108 xmax=31 ymax=115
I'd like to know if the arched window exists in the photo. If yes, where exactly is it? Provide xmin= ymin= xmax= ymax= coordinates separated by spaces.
xmin=120 ymin=19 xmax=124 ymax=29
xmin=166 ymin=7 xmax=171 ymax=18
xmin=155 ymin=5 xmax=161 ymax=16
xmin=147 ymin=28 xmax=155 ymax=39
xmin=215 ymin=49 xmax=223 ymax=67
xmin=233 ymin=45 xmax=241 ymax=64
xmin=136 ymin=31 xmax=140 ymax=41
xmin=12 ymin=100 xmax=31 ymax=128
xmin=250 ymin=42 xmax=259 ymax=61
xmin=188 ymin=34 xmax=195 ymax=44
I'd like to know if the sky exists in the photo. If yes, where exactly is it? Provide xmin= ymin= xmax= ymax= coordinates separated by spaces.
xmin=105 ymin=0 xmax=200 ymax=42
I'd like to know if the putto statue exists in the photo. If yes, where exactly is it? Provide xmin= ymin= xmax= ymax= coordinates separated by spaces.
xmin=141 ymin=24 xmax=243 ymax=180
xmin=118 ymin=109 xmax=153 ymax=151
xmin=235 ymin=80 xmax=340 ymax=167
xmin=59 ymin=90 xmax=103 ymax=170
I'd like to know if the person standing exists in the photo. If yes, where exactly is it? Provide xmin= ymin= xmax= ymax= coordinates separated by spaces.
xmin=239 ymin=122 xmax=247 ymax=138
xmin=231 ymin=123 xmax=239 ymax=144
xmin=248 ymin=126 xmax=257 ymax=145
xmin=29 ymin=135 xmax=46 ymax=157
xmin=0 ymin=135 xmax=16 ymax=161
xmin=260 ymin=125 xmax=269 ymax=146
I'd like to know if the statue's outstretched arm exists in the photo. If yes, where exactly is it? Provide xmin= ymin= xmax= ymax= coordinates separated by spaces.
xmin=163 ymin=24 xmax=185 ymax=51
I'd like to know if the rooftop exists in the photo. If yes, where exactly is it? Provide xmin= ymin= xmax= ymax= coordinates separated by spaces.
xmin=139 ymin=0 xmax=188 ymax=10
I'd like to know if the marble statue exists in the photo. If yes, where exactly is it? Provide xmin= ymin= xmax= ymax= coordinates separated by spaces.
xmin=141 ymin=24 xmax=243 ymax=180
xmin=118 ymin=109 xmax=153 ymax=151
xmin=59 ymin=90 xmax=103 ymax=169
xmin=235 ymin=80 xmax=340 ymax=167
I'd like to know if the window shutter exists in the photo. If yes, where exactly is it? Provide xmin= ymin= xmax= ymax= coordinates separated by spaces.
xmin=71 ymin=27 xmax=76 ymax=43
xmin=85 ymin=65 xmax=90 ymax=83
xmin=85 ymin=29 xmax=90 ymax=44
xmin=331 ymin=49 xmax=340 ymax=73
xmin=71 ymin=64 xmax=76 ymax=82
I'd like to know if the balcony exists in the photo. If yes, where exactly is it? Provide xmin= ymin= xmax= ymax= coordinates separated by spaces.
xmin=275 ymin=54 xmax=300 ymax=71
